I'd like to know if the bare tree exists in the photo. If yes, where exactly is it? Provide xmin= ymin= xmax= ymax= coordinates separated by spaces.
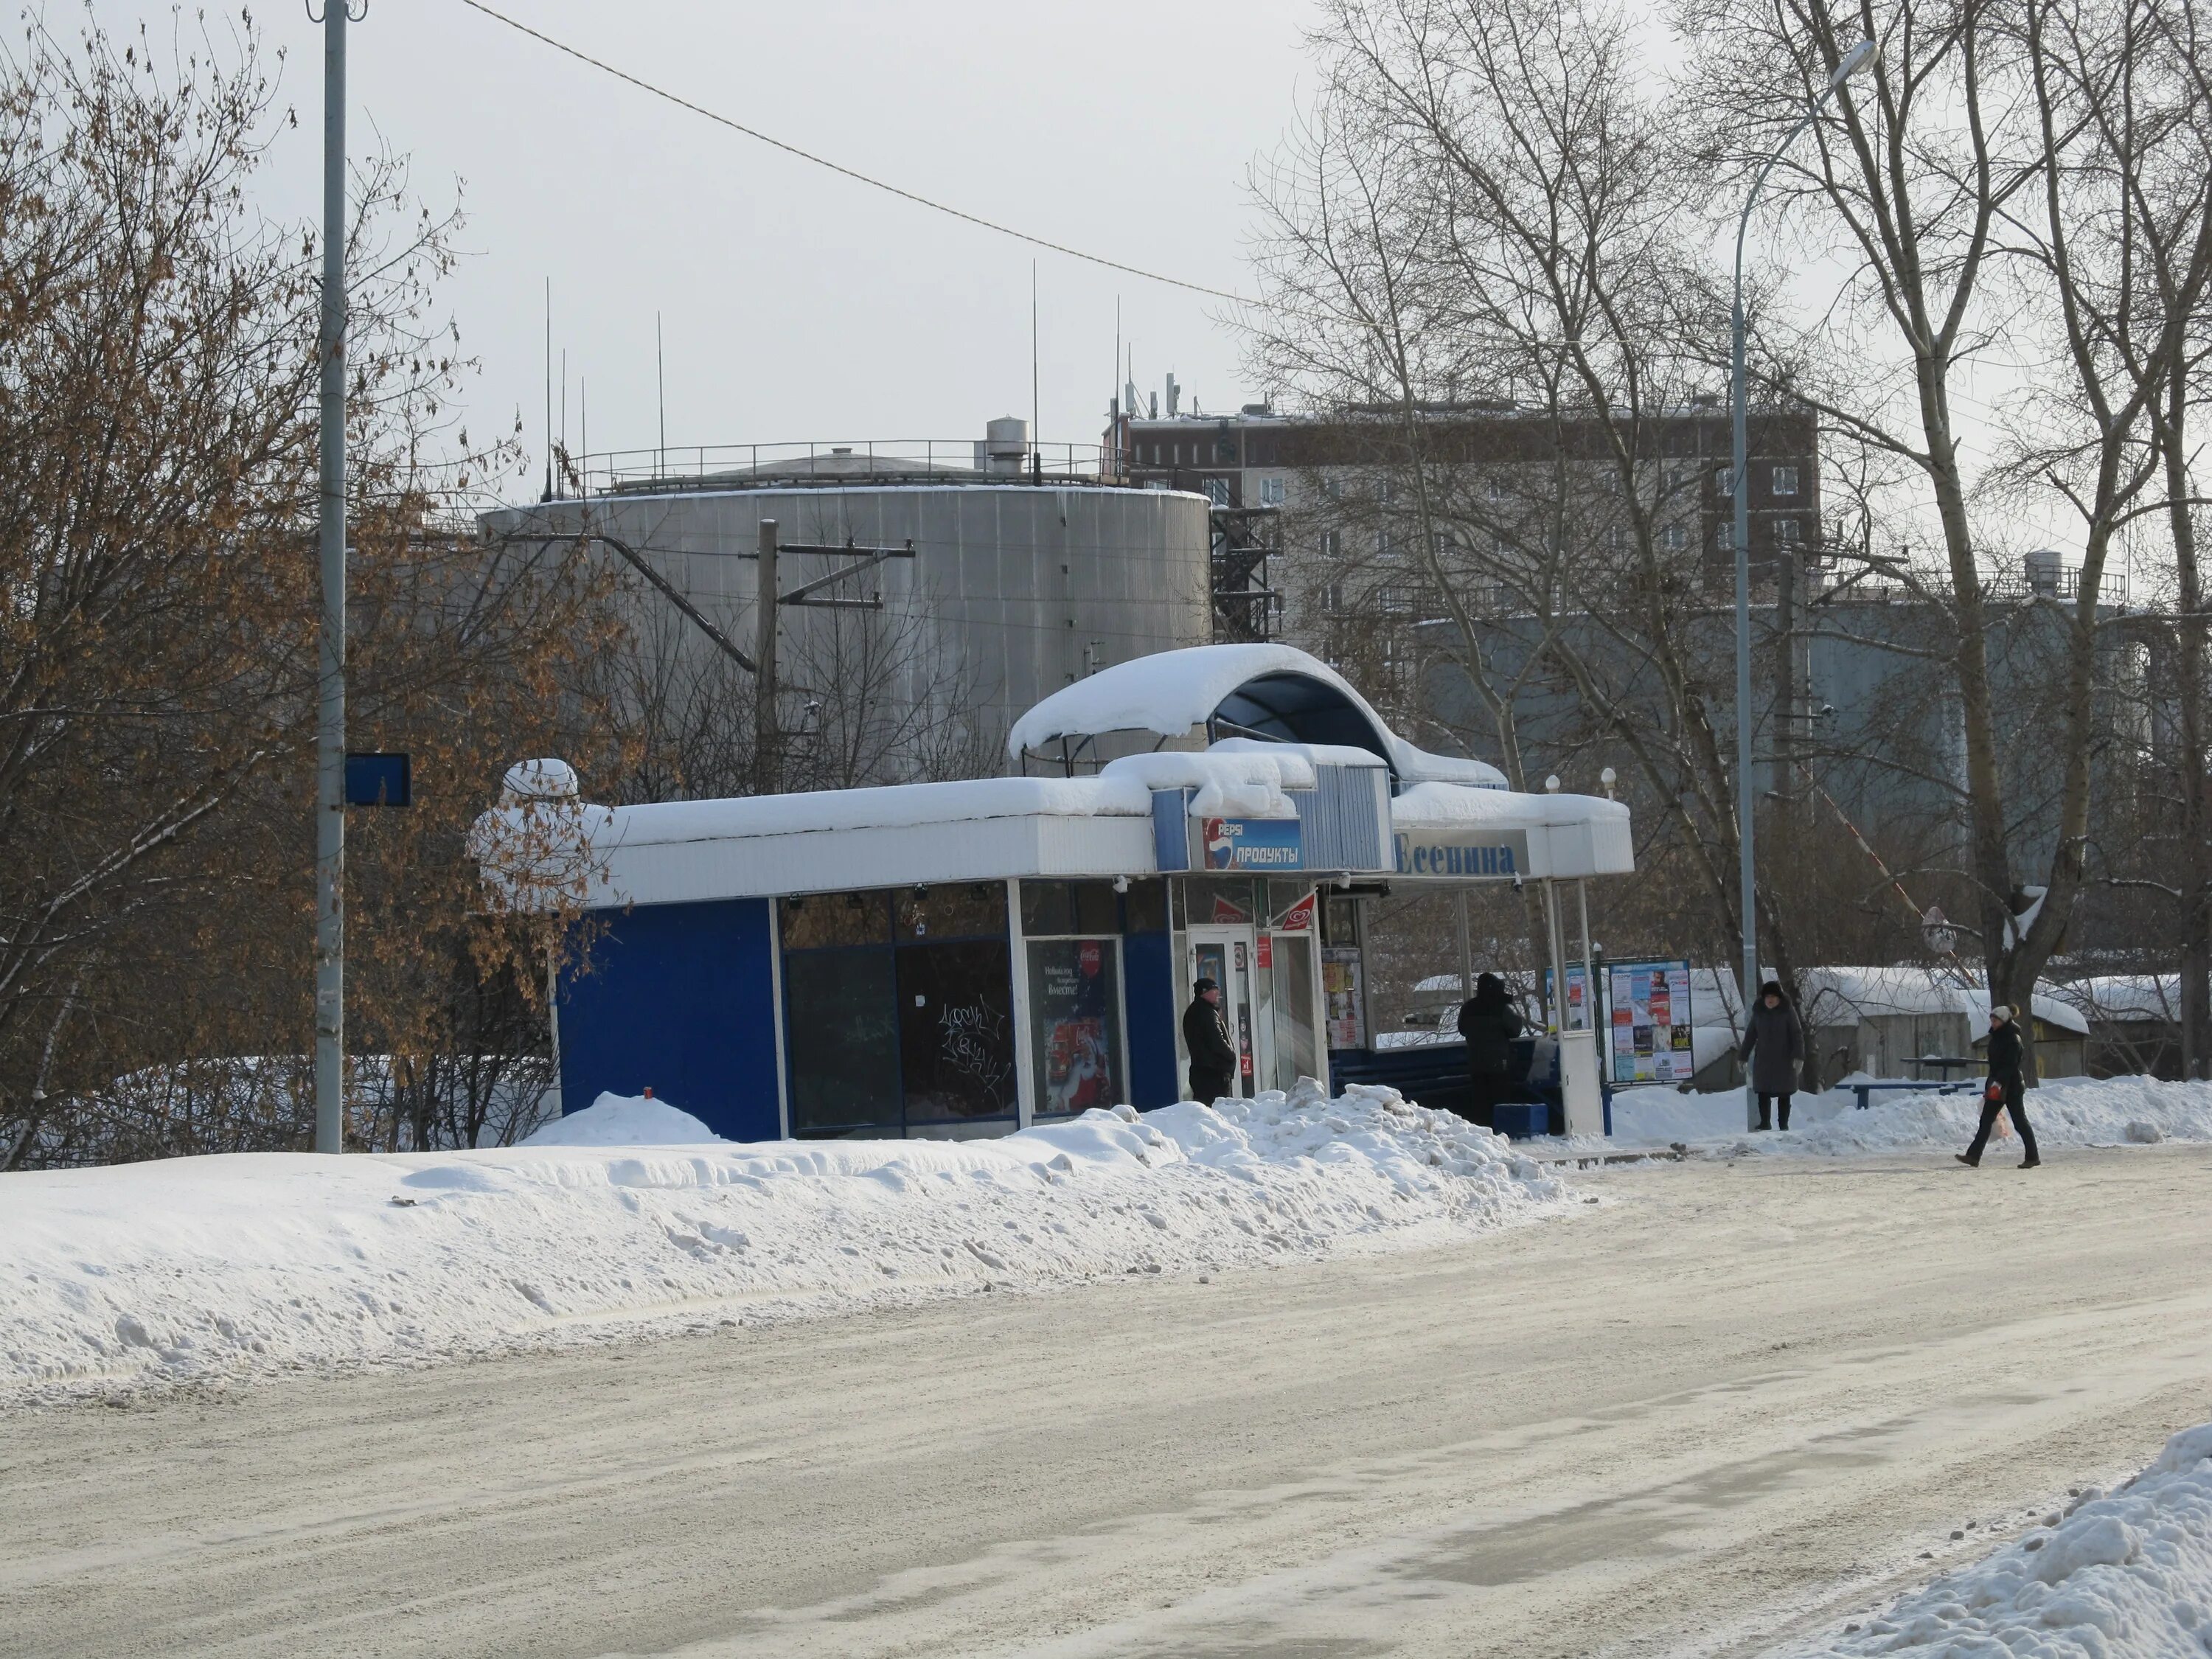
xmin=1249 ymin=0 xmax=1829 ymax=1028
xmin=0 ymin=17 xmax=621 ymax=1166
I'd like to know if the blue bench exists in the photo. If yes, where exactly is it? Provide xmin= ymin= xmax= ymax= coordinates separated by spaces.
xmin=1851 ymin=1079 xmax=1977 ymax=1111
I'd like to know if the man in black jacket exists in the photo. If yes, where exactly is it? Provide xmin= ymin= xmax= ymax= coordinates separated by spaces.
xmin=1455 ymin=972 xmax=1526 ymax=1128
xmin=1183 ymin=978 xmax=1239 ymax=1103
xmin=1958 ymin=1005 xmax=2042 ymax=1169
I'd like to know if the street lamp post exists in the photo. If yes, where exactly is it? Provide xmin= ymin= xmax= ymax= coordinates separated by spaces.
xmin=1732 ymin=38 xmax=1874 ymax=1130
xmin=313 ymin=0 xmax=352 ymax=1153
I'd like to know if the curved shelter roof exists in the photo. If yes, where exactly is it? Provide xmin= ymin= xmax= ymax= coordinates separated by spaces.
xmin=1007 ymin=644 xmax=1505 ymax=787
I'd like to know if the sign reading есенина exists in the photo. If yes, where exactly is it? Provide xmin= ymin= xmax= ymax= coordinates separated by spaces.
xmin=1394 ymin=828 xmax=1529 ymax=877
xmin=1194 ymin=816 xmax=1304 ymax=870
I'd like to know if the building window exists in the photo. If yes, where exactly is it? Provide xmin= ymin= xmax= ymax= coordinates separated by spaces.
xmin=1776 ymin=518 xmax=1802 ymax=543
xmin=1715 ymin=466 xmax=1734 ymax=496
xmin=1144 ymin=479 xmax=1171 ymax=491
xmin=1324 ymin=581 xmax=1346 ymax=611
xmin=1376 ymin=476 xmax=1394 ymax=504
xmin=1203 ymin=477 xmax=1231 ymax=507
xmin=1659 ymin=522 xmax=1688 ymax=552
xmin=1773 ymin=465 xmax=1799 ymax=495
xmin=1321 ymin=529 xmax=1342 ymax=559
xmin=1322 ymin=475 xmax=1343 ymax=500
xmin=1258 ymin=475 xmax=1286 ymax=506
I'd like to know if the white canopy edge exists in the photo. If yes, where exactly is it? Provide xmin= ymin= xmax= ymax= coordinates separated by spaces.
xmin=1390 ymin=785 xmax=1634 ymax=880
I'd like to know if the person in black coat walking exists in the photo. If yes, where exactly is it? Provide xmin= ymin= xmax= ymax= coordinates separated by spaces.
xmin=1183 ymin=978 xmax=1239 ymax=1103
xmin=1739 ymin=981 xmax=1805 ymax=1130
xmin=1455 ymin=972 xmax=1526 ymax=1129
xmin=1958 ymin=1005 xmax=2041 ymax=1169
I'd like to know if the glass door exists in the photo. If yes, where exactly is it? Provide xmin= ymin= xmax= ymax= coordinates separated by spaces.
xmin=1186 ymin=925 xmax=1265 ymax=1098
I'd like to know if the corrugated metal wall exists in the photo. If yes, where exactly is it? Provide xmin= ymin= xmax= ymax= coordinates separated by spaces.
xmin=1298 ymin=765 xmax=1388 ymax=870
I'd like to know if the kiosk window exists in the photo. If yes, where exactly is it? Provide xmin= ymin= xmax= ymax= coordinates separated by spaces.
xmin=1121 ymin=878 xmax=1167 ymax=934
xmin=898 ymin=883 xmax=1006 ymax=942
xmin=1181 ymin=877 xmax=1259 ymax=925
xmin=897 ymin=939 xmax=1018 ymax=1121
xmin=783 ymin=946 xmax=901 ymax=1133
xmin=1028 ymin=937 xmax=1125 ymax=1116
xmin=1020 ymin=880 xmax=1119 ymax=937
xmin=780 ymin=891 xmax=891 ymax=951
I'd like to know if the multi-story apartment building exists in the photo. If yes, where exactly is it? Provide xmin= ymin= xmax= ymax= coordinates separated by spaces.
xmin=1105 ymin=397 xmax=1823 ymax=717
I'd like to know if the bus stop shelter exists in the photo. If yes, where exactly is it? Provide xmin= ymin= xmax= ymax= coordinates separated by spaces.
xmin=476 ymin=644 xmax=1634 ymax=1140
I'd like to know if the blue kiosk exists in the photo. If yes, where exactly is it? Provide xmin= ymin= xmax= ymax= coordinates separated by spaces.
xmin=477 ymin=645 xmax=1634 ymax=1141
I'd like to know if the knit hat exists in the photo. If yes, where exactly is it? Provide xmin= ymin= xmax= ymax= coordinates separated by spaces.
xmin=1989 ymin=1004 xmax=2012 ymax=1023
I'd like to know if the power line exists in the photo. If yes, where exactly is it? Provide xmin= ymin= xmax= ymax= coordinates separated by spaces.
xmin=453 ymin=0 xmax=1265 ymax=312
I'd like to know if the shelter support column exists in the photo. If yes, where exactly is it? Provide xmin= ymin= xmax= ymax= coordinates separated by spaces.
xmin=1545 ymin=878 xmax=1605 ymax=1138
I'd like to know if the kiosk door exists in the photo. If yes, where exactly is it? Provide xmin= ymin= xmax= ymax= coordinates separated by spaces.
xmin=1187 ymin=926 xmax=1265 ymax=1098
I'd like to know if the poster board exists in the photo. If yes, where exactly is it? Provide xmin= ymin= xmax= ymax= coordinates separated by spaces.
xmin=1607 ymin=959 xmax=1695 ymax=1085
xmin=1322 ymin=947 xmax=1366 ymax=1049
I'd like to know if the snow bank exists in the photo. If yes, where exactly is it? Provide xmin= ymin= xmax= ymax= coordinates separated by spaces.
xmin=1604 ymin=1075 xmax=2212 ymax=1157
xmin=1791 ymin=1421 xmax=2212 ymax=1657
xmin=0 ymin=1084 xmax=1569 ymax=1406
xmin=519 ymin=1092 xmax=725 ymax=1147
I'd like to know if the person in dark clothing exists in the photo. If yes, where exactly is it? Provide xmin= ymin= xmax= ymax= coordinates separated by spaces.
xmin=1183 ymin=978 xmax=1239 ymax=1103
xmin=1455 ymin=972 xmax=1526 ymax=1129
xmin=1958 ymin=1005 xmax=2041 ymax=1169
xmin=1739 ymin=981 xmax=1805 ymax=1130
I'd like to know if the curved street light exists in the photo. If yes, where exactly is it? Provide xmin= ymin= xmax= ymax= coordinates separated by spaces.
xmin=1731 ymin=38 xmax=1875 ymax=1130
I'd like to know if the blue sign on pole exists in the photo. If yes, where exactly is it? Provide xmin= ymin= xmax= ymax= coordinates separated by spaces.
xmin=344 ymin=752 xmax=412 ymax=807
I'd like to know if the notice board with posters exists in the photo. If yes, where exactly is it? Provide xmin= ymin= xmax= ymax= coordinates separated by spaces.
xmin=1607 ymin=959 xmax=1694 ymax=1084
xmin=1321 ymin=947 xmax=1366 ymax=1049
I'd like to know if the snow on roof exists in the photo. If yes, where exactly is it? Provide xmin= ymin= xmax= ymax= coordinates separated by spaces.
xmin=587 ymin=773 xmax=1150 ymax=848
xmin=1006 ymin=644 xmax=1507 ymax=788
xmin=1798 ymin=967 xmax=2090 ymax=1036
xmin=2051 ymin=974 xmax=2178 ymax=1023
xmin=473 ymin=773 xmax=1161 ymax=910
xmin=1099 ymin=747 xmax=1310 ymax=818
xmin=1009 ymin=644 xmax=1356 ymax=754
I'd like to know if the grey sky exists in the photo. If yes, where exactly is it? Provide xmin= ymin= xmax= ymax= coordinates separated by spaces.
xmin=128 ymin=0 xmax=1321 ymax=501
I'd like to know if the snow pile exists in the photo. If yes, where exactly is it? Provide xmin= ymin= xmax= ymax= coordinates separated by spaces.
xmin=1792 ymin=1421 xmax=2212 ymax=1657
xmin=1760 ymin=1075 xmax=2212 ymax=1158
xmin=1609 ymin=1085 xmax=1858 ymax=1144
xmin=0 ymin=1083 xmax=1568 ymax=1405
xmin=1601 ymin=1075 xmax=2212 ymax=1158
xmin=519 ymin=1093 xmax=726 ymax=1147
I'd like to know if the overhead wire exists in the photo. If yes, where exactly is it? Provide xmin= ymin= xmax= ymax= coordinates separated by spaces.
xmin=453 ymin=0 xmax=1266 ymax=312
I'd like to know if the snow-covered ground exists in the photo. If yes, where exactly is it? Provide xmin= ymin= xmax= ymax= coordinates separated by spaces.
xmin=0 ymin=1084 xmax=1571 ymax=1407
xmin=1780 ymin=1422 xmax=2212 ymax=1658
xmin=1594 ymin=1074 xmax=2212 ymax=1158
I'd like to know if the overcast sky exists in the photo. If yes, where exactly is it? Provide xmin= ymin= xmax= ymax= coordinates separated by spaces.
xmin=96 ymin=1 xmax=1321 ymax=501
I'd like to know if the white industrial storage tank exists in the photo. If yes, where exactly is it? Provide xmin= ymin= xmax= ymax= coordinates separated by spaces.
xmin=479 ymin=428 xmax=1214 ymax=777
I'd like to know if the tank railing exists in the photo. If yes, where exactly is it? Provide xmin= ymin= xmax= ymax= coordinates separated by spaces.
xmin=571 ymin=439 xmax=1119 ymax=496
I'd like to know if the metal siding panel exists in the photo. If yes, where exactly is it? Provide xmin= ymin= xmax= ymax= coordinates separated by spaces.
xmin=1152 ymin=789 xmax=1191 ymax=870
xmin=558 ymin=898 xmax=781 ymax=1142
xmin=1123 ymin=930 xmax=1180 ymax=1107
xmin=1300 ymin=765 xmax=1387 ymax=869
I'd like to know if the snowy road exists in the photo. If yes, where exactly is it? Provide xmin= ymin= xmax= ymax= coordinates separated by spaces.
xmin=5 ymin=1146 xmax=2211 ymax=1658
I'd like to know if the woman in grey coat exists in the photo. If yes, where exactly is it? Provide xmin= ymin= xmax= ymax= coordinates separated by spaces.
xmin=1739 ymin=980 xmax=1805 ymax=1130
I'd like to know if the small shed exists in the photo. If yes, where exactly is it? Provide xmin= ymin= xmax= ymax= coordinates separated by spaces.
xmin=1797 ymin=967 xmax=2089 ymax=1082
xmin=2050 ymin=975 xmax=2182 ymax=1079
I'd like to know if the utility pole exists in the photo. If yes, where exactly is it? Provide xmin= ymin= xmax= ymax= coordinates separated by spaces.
xmin=755 ymin=519 xmax=779 ymax=794
xmin=313 ymin=0 xmax=350 ymax=1155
